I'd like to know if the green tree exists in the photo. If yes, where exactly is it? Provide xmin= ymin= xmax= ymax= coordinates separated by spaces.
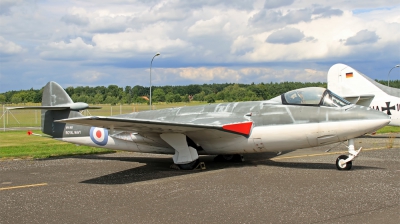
xmin=165 ymin=92 xmax=175 ymax=103
xmin=205 ymin=93 xmax=216 ymax=103
xmin=93 ymin=93 xmax=104 ymax=104
xmin=193 ymin=91 xmax=206 ymax=101
xmin=181 ymin=94 xmax=190 ymax=103
xmin=11 ymin=94 xmax=22 ymax=104
xmin=135 ymin=96 xmax=148 ymax=104
xmin=152 ymin=88 xmax=165 ymax=102
xmin=173 ymin=93 xmax=181 ymax=102
xmin=104 ymin=96 xmax=118 ymax=105
xmin=0 ymin=94 xmax=6 ymax=103
xmin=125 ymin=86 xmax=132 ymax=104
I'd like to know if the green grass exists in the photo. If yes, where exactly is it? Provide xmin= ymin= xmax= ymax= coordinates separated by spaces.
xmin=0 ymin=131 xmax=114 ymax=160
xmin=375 ymin=126 xmax=400 ymax=134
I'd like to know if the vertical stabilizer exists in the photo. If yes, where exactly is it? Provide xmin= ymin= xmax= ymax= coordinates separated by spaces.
xmin=42 ymin=81 xmax=73 ymax=106
xmin=328 ymin=63 xmax=400 ymax=98
xmin=41 ymin=81 xmax=84 ymax=137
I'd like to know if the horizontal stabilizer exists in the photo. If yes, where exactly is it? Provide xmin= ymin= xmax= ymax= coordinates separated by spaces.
xmin=7 ymin=103 xmax=101 ymax=111
xmin=340 ymin=94 xmax=375 ymax=106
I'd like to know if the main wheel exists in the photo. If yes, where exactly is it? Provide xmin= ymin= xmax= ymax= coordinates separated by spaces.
xmin=177 ymin=159 xmax=200 ymax=170
xmin=335 ymin=155 xmax=352 ymax=170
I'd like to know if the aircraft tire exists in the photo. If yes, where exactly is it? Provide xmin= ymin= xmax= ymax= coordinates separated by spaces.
xmin=335 ymin=155 xmax=352 ymax=170
xmin=177 ymin=159 xmax=200 ymax=170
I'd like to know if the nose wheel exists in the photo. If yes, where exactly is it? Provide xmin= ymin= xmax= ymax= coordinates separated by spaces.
xmin=335 ymin=139 xmax=361 ymax=171
xmin=335 ymin=155 xmax=353 ymax=170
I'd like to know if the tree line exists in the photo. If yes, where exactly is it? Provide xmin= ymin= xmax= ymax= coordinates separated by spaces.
xmin=1 ymin=80 xmax=399 ymax=105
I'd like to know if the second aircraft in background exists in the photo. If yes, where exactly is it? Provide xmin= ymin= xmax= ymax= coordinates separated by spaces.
xmin=328 ymin=63 xmax=400 ymax=126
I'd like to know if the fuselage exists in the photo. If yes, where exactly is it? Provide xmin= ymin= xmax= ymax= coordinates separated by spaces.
xmin=57 ymin=99 xmax=389 ymax=155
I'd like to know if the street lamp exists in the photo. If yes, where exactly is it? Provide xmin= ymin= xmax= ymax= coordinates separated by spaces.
xmin=388 ymin=64 xmax=400 ymax=87
xmin=149 ymin=52 xmax=160 ymax=110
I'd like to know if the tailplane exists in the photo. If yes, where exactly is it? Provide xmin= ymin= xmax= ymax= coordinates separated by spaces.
xmin=7 ymin=81 xmax=100 ymax=137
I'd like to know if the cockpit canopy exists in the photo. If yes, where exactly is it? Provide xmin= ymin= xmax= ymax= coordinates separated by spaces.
xmin=281 ymin=87 xmax=351 ymax=107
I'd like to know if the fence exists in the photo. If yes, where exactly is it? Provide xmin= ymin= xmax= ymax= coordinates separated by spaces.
xmin=1 ymin=102 xmax=195 ymax=131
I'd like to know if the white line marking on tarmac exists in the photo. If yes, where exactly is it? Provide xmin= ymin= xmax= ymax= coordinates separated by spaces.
xmin=271 ymin=147 xmax=388 ymax=161
xmin=0 ymin=183 xmax=48 ymax=191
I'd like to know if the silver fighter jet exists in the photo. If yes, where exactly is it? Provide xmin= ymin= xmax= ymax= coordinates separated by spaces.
xmin=9 ymin=81 xmax=390 ymax=170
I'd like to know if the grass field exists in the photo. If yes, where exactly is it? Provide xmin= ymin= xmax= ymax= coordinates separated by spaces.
xmin=375 ymin=126 xmax=400 ymax=133
xmin=0 ymin=131 xmax=114 ymax=160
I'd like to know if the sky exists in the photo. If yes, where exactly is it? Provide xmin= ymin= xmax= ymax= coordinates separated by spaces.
xmin=0 ymin=0 xmax=400 ymax=92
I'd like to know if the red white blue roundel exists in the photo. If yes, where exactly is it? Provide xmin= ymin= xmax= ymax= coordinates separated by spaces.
xmin=90 ymin=127 xmax=108 ymax=146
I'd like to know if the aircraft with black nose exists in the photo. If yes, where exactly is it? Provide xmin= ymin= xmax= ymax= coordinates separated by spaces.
xmin=9 ymin=81 xmax=390 ymax=170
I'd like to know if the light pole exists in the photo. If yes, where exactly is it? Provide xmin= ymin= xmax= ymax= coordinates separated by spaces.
xmin=388 ymin=64 xmax=400 ymax=87
xmin=149 ymin=52 xmax=160 ymax=110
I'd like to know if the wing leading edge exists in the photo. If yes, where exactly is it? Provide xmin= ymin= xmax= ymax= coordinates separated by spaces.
xmin=55 ymin=116 xmax=253 ymax=136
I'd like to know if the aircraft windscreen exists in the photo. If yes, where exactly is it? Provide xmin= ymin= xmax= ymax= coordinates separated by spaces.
xmin=283 ymin=87 xmax=352 ymax=107
xmin=321 ymin=90 xmax=352 ymax=107
xmin=283 ymin=87 xmax=325 ymax=105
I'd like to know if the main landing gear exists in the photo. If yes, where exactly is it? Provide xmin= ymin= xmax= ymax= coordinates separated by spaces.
xmin=160 ymin=133 xmax=206 ymax=171
xmin=335 ymin=139 xmax=362 ymax=171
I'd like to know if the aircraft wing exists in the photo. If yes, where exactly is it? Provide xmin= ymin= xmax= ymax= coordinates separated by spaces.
xmin=55 ymin=116 xmax=253 ymax=136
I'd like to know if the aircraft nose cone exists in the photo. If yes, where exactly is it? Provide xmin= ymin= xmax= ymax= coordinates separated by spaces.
xmin=354 ymin=105 xmax=390 ymax=131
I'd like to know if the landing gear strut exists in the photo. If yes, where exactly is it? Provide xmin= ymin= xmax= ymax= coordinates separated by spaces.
xmin=335 ymin=139 xmax=362 ymax=171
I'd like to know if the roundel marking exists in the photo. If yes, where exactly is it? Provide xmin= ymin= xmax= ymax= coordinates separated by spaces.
xmin=90 ymin=127 xmax=108 ymax=146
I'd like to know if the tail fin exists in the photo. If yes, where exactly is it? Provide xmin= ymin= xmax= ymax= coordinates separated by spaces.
xmin=327 ymin=63 xmax=400 ymax=106
xmin=41 ymin=82 xmax=84 ymax=136
xmin=42 ymin=81 xmax=74 ymax=106
xmin=7 ymin=81 xmax=100 ymax=137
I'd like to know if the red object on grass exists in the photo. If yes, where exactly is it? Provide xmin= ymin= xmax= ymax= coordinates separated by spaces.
xmin=27 ymin=131 xmax=33 ymax=135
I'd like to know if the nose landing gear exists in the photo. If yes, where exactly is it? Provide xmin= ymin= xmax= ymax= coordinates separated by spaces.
xmin=335 ymin=139 xmax=362 ymax=171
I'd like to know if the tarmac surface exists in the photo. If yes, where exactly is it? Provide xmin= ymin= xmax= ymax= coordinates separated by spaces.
xmin=1 ymin=134 xmax=399 ymax=224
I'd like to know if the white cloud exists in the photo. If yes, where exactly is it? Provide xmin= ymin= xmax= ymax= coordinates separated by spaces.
xmin=72 ymin=70 xmax=109 ymax=83
xmin=344 ymin=29 xmax=380 ymax=45
xmin=39 ymin=37 xmax=94 ymax=60
xmin=0 ymin=0 xmax=23 ymax=15
xmin=61 ymin=14 xmax=89 ymax=26
xmin=0 ymin=36 xmax=25 ymax=55
xmin=0 ymin=1 xmax=399 ymax=91
xmin=157 ymin=66 xmax=326 ymax=84
xmin=266 ymin=27 xmax=305 ymax=44
xmin=264 ymin=0 xmax=294 ymax=9
xmin=161 ymin=67 xmax=238 ymax=82
xmin=188 ymin=16 xmax=228 ymax=36
xmin=92 ymin=28 xmax=190 ymax=55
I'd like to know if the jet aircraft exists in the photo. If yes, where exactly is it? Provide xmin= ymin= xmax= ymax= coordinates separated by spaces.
xmin=328 ymin=63 xmax=400 ymax=126
xmin=9 ymin=81 xmax=390 ymax=170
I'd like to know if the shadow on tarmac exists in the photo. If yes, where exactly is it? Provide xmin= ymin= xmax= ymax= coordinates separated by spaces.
xmin=79 ymin=153 xmax=382 ymax=185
